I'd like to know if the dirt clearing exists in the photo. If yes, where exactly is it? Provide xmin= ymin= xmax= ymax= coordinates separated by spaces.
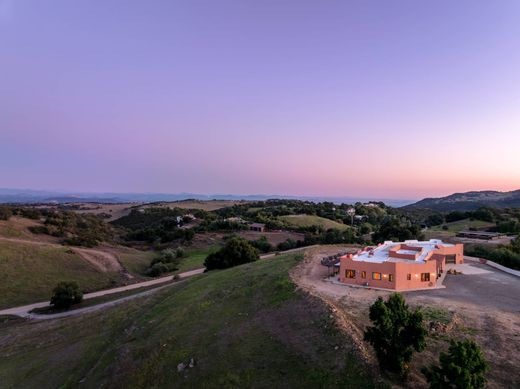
xmin=291 ymin=246 xmax=520 ymax=388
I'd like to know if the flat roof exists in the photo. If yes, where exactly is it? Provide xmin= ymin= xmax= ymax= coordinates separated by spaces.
xmin=350 ymin=239 xmax=454 ymax=264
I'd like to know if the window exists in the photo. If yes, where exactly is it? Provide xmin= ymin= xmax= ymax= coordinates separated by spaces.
xmin=345 ymin=269 xmax=356 ymax=279
xmin=361 ymin=271 xmax=366 ymax=279
xmin=407 ymin=274 xmax=411 ymax=281
xmin=389 ymin=274 xmax=394 ymax=282
xmin=421 ymin=273 xmax=430 ymax=282
xmin=372 ymin=272 xmax=382 ymax=280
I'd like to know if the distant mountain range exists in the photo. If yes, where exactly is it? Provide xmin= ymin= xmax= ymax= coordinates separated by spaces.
xmin=0 ymin=188 xmax=412 ymax=207
xmin=404 ymin=189 xmax=520 ymax=211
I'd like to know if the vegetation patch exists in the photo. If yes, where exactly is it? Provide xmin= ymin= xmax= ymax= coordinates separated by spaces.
xmin=0 ymin=253 xmax=378 ymax=388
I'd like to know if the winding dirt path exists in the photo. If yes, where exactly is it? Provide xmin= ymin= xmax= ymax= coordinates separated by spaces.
xmin=0 ymin=236 xmax=132 ymax=278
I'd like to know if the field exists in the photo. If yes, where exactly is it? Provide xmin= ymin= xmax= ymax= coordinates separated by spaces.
xmin=118 ymin=247 xmax=216 ymax=275
xmin=144 ymin=199 xmax=249 ymax=211
xmin=429 ymin=218 xmax=495 ymax=233
xmin=279 ymin=214 xmax=351 ymax=231
xmin=72 ymin=203 xmax=137 ymax=221
xmin=0 ymin=241 xmax=126 ymax=309
xmin=0 ymin=253 xmax=378 ymax=388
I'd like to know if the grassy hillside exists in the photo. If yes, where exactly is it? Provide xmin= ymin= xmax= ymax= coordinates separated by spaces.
xmin=429 ymin=219 xmax=495 ymax=233
xmin=119 ymin=247 xmax=217 ymax=276
xmin=0 ymin=241 xmax=124 ymax=309
xmin=0 ymin=253 xmax=377 ymax=388
xmin=279 ymin=214 xmax=351 ymax=231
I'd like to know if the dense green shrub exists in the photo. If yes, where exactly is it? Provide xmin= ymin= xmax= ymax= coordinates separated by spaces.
xmin=145 ymin=248 xmax=181 ymax=276
xmin=250 ymin=236 xmax=273 ymax=253
xmin=0 ymin=207 xmax=13 ymax=221
xmin=422 ymin=339 xmax=487 ymax=389
xmin=50 ymin=281 xmax=83 ymax=309
xmin=372 ymin=218 xmax=424 ymax=243
xmin=465 ymin=245 xmax=520 ymax=270
xmin=364 ymin=293 xmax=427 ymax=377
xmin=204 ymin=238 xmax=259 ymax=270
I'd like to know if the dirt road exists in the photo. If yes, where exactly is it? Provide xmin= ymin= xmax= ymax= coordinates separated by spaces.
xmin=0 ymin=236 xmax=132 ymax=278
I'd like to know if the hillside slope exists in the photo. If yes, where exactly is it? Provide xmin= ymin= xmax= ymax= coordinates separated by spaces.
xmin=404 ymin=189 xmax=520 ymax=211
xmin=279 ymin=214 xmax=351 ymax=231
xmin=0 ymin=254 xmax=378 ymax=388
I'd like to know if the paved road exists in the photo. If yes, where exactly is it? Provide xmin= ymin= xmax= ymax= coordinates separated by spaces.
xmin=0 ymin=245 xmax=314 ymax=320
xmin=0 ymin=268 xmax=205 ymax=319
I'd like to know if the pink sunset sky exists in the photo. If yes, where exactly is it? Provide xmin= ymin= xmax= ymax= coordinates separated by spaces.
xmin=1 ymin=1 xmax=519 ymax=200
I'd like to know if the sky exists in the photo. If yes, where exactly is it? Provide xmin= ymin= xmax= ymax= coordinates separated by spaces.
xmin=1 ymin=0 xmax=519 ymax=200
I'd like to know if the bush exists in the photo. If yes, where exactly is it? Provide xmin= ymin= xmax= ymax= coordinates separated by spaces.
xmin=250 ymin=236 xmax=273 ymax=253
xmin=50 ymin=281 xmax=83 ymax=309
xmin=145 ymin=262 xmax=171 ymax=277
xmin=465 ymin=245 xmax=520 ymax=270
xmin=0 ymin=207 xmax=12 ymax=221
xmin=175 ymin=247 xmax=186 ymax=258
xmin=422 ymin=339 xmax=487 ymax=388
xmin=364 ymin=293 xmax=427 ymax=377
xmin=204 ymin=237 xmax=259 ymax=270
xmin=145 ymin=248 xmax=181 ymax=276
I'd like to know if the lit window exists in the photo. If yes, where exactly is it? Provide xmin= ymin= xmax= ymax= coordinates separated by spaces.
xmin=389 ymin=274 xmax=394 ymax=282
xmin=345 ymin=269 xmax=356 ymax=279
xmin=407 ymin=274 xmax=411 ymax=281
xmin=361 ymin=271 xmax=366 ymax=279
xmin=372 ymin=272 xmax=382 ymax=280
xmin=421 ymin=273 xmax=431 ymax=282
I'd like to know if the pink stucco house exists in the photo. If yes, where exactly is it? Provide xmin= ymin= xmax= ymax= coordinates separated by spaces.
xmin=337 ymin=239 xmax=464 ymax=290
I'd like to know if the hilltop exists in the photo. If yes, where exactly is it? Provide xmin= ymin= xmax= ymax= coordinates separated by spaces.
xmin=404 ymin=189 xmax=520 ymax=211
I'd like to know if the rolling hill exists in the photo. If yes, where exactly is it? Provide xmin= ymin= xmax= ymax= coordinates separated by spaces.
xmin=0 ymin=253 xmax=376 ymax=388
xmin=404 ymin=189 xmax=520 ymax=211
xmin=279 ymin=214 xmax=351 ymax=231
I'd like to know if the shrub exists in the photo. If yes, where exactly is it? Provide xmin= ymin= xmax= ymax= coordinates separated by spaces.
xmin=145 ymin=248 xmax=181 ymax=276
xmin=175 ymin=247 xmax=186 ymax=258
xmin=204 ymin=237 xmax=259 ymax=270
xmin=250 ymin=236 xmax=273 ymax=253
xmin=0 ymin=207 xmax=12 ymax=221
xmin=422 ymin=339 xmax=488 ymax=388
xmin=364 ymin=293 xmax=427 ymax=377
xmin=465 ymin=245 xmax=520 ymax=270
xmin=145 ymin=262 xmax=171 ymax=277
xmin=50 ymin=281 xmax=83 ymax=309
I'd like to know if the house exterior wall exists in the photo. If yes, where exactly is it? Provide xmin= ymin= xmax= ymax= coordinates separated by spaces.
xmin=338 ymin=242 xmax=464 ymax=291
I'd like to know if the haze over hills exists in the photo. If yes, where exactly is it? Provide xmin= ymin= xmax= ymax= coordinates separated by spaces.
xmin=0 ymin=188 xmax=413 ymax=207
xmin=405 ymin=189 xmax=520 ymax=211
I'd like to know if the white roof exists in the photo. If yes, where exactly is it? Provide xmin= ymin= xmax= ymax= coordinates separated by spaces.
xmin=350 ymin=239 xmax=453 ymax=264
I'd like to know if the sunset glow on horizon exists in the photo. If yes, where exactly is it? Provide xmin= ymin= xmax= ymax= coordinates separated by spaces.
xmin=1 ymin=0 xmax=520 ymax=200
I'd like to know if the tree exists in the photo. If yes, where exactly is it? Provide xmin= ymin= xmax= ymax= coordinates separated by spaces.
xmin=372 ymin=218 xmax=424 ymax=243
xmin=422 ymin=339 xmax=488 ymax=389
xmin=0 ymin=207 xmax=12 ymax=221
xmin=204 ymin=237 xmax=259 ymax=270
xmin=364 ymin=293 xmax=427 ymax=377
xmin=50 ymin=281 xmax=83 ymax=309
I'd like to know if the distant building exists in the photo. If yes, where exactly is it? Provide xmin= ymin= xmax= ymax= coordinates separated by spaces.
xmin=337 ymin=239 xmax=463 ymax=291
xmin=250 ymin=223 xmax=266 ymax=232
xmin=456 ymin=230 xmax=506 ymax=240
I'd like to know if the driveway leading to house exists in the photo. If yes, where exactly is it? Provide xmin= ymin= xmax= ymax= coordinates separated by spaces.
xmin=409 ymin=261 xmax=520 ymax=313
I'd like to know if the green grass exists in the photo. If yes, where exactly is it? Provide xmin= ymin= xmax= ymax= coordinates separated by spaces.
xmin=0 ymin=253 xmax=379 ymax=388
xmin=176 ymin=247 xmax=217 ymax=272
xmin=421 ymin=307 xmax=452 ymax=325
xmin=0 ymin=241 xmax=124 ymax=309
xmin=119 ymin=247 xmax=217 ymax=276
xmin=429 ymin=219 xmax=495 ymax=233
xmin=279 ymin=214 xmax=351 ymax=231
xmin=118 ymin=248 xmax=156 ymax=276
